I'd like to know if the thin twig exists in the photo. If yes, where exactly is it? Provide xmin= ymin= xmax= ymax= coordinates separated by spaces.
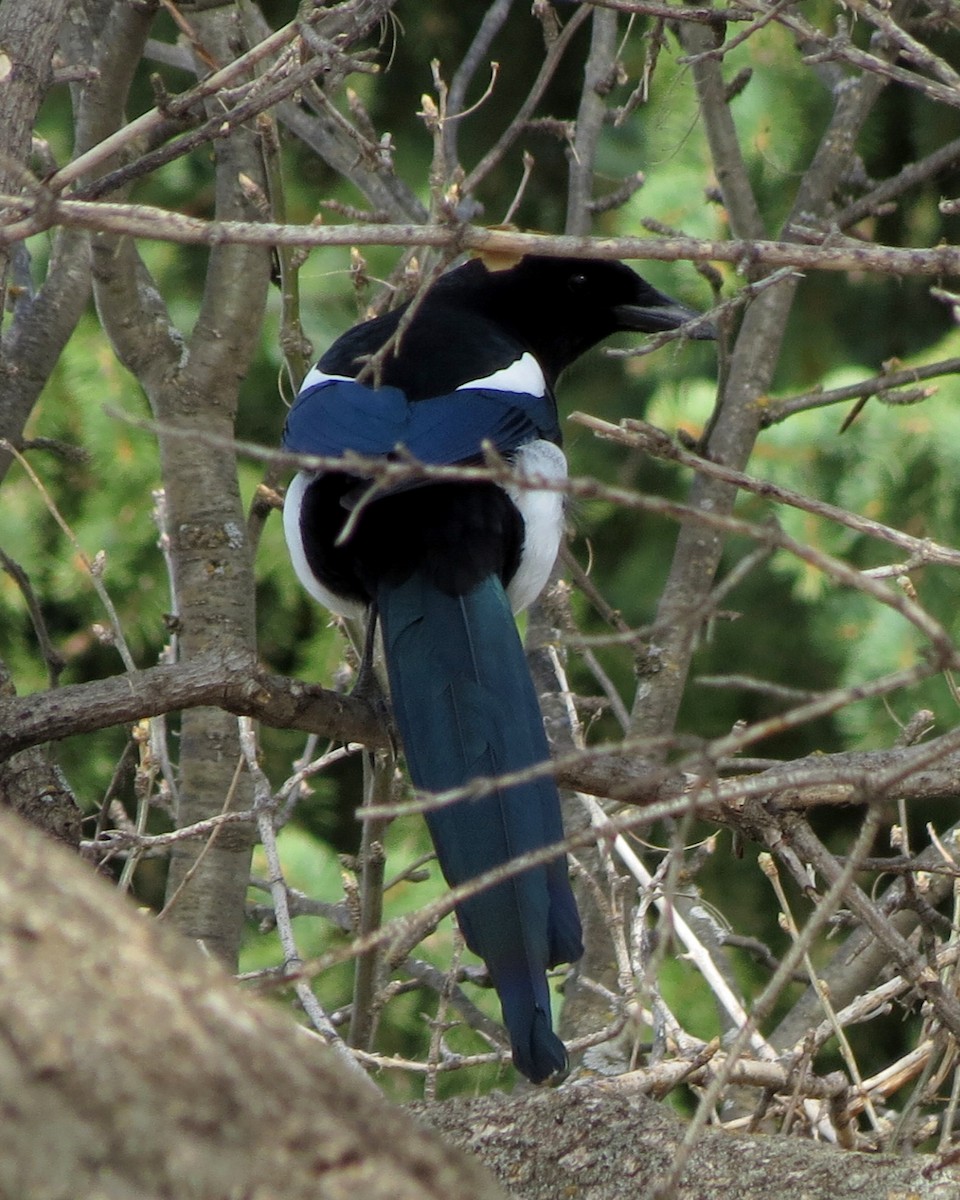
xmin=236 ymin=716 xmax=378 ymax=1091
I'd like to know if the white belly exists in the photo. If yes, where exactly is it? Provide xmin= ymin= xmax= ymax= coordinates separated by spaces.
xmin=502 ymin=439 xmax=568 ymax=613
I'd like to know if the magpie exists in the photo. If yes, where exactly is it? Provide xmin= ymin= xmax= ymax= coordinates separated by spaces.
xmin=282 ymin=254 xmax=711 ymax=1083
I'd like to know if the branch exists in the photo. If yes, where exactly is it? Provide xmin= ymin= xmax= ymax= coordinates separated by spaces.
xmin=443 ymin=0 xmax=516 ymax=172
xmin=0 ymin=652 xmax=386 ymax=763
xmin=628 ymin=21 xmax=890 ymax=745
xmin=581 ymin=0 xmax=755 ymax=22
xmin=460 ymin=4 xmax=590 ymax=196
xmin=50 ymin=0 xmax=404 ymax=194
xmin=573 ymin=413 xmax=960 ymax=570
xmin=566 ymin=7 xmax=619 ymax=236
xmin=680 ymin=14 xmax=765 ymax=242
xmin=6 ymin=201 xmax=960 ymax=276
xmin=762 ymin=354 xmax=959 ymax=426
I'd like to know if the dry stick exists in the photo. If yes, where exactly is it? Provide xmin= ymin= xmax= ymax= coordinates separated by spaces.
xmin=88 ymin=806 xmax=258 ymax=855
xmin=82 ymin=746 xmax=359 ymax=857
xmin=760 ymin=852 xmax=883 ymax=1135
xmin=645 ymin=805 xmax=885 ymax=1200
xmin=460 ymin=3 xmax=589 ymax=195
xmin=8 ymin=197 xmax=960 ymax=276
xmin=348 ymin=751 xmax=393 ymax=1052
xmin=887 ymin=1029 xmax=945 ymax=1151
xmin=156 ymin=756 xmax=244 ymax=915
xmin=834 ymin=135 xmax=960 ymax=232
xmin=844 ymin=0 xmax=960 ymax=90
xmin=678 ymin=0 xmax=794 ymax=67
xmin=443 ymin=0 xmax=515 ymax=170
xmin=803 ymin=945 xmax=960 ymax=1056
xmin=501 ymin=149 xmax=535 ymax=226
xmin=763 ymin=355 xmax=960 ymax=427
xmin=277 ymin=733 xmax=325 ymax=825
xmin=936 ymin=863 xmax=960 ymax=1152
xmin=607 ymin=265 xmax=798 ymax=359
xmin=581 ymin=0 xmax=755 ymax=22
xmin=801 ymin=22 xmax=960 ymax=111
xmin=571 ymin=412 xmax=960 ymax=570
xmin=546 ymin=638 xmax=774 ymax=1062
xmin=400 ymin=954 xmax=507 ymax=1052
xmin=595 ymin=1052 xmax=848 ymax=1105
xmin=233 ymin=1 xmax=426 ymax=225
xmin=44 ymin=19 xmax=301 ymax=196
xmin=682 ymin=0 xmax=959 ymax=103
xmin=726 ymin=748 xmax=960 ymax=1076
xmin=566 ymin=5 xmax=619 ymax=237
xmin=36 ymin=0 xmax=397 ymax=197
xmin=83 ymin=744 xmax=355 ymax=859
xmin=783 ymin=815 xmax=960 ymax=1042
xmin=73 ymin=45 xmax=372 ymax=205
xmin=606 ymin=802 xmax=778 ymax=1059
xmin=236 ymin=716 xmax=379 ymax=1091
xmin=149 ymin=488 xmax=182 ymax=821
xmin=351 ymin=1045 xmax=502 ymax=1075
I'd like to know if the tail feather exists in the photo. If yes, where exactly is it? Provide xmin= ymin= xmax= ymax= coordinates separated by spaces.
xmin=378 ymin=570 xmax=583 ymax=1084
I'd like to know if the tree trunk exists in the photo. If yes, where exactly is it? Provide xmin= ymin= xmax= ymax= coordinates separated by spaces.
xmin=0 ymin=806 xmax=505 ymax=1200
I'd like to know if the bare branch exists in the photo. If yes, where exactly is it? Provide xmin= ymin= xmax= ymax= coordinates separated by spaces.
xmin=9 ymin=199 xmax=960 ymax=276
xmin=571 ymin=413 xmax=960 ymax=570
xmin=0 ymin=652 xmax=384 ymax=771
xmin=566 ymin=7 xmax=620 ymax=236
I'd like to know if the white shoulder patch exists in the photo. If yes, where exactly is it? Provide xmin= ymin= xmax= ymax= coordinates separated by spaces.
xmin=502 ymin=439 xmax=567 ymax=614
xmin=299 ymin=365 xmax=355 ymax=393
xmin=456 ymin=351 xmax=546 ymax=397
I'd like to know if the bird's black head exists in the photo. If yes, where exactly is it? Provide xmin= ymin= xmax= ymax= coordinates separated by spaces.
xmin=448 ymin=254 xmax=714 ymax=386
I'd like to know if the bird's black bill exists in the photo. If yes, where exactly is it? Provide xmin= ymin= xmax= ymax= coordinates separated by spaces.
xmin=615 ymin=297 xmax=717 ymax=341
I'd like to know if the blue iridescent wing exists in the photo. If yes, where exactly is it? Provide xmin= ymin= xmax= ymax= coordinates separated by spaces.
xmin=282 ymin=379 xmax=561 ymax=464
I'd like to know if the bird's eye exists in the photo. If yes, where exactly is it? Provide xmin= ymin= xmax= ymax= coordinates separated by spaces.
xmin=568 ymin=273 xmax=588 ymax=291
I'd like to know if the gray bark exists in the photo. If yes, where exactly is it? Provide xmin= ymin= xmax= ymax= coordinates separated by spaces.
xmin=0 ymin=805 xmax=506 ymax=1200
xmin=419 ymin=1086 xmax=960 ymax=1200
